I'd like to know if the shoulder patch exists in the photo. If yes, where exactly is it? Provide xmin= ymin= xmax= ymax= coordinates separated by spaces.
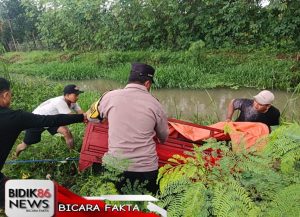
xmin=87 ymin=90 xmax=112 ymax=121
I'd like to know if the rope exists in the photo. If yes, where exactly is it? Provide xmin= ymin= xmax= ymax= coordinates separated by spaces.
xmin=5 ymin=157 xmax=79 ymax=164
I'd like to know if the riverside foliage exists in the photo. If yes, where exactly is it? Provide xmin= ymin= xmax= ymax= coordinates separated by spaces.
xmin=157 ymin=124 xmax=300 ymax=217
xmin=0 ymin=0 xmax=299 ymax=51
xmin=0 ymin=76 xmax=299 ymax=216
xmin=2 ymin=49 xmax=299 ymax=91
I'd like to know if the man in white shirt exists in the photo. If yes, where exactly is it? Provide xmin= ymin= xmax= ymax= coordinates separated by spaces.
xmin=16 ymin=84 xmax=84 ymax=156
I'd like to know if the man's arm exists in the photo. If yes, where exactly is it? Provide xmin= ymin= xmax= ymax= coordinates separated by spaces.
xmin=73 ymin=103 xmax=84 ymax=114
xmin=155 ymin=110 xmax=169 ymax=144
xmin=16 ymin=110 xmax=85 ymax=131
xmin=270 ymin=109 xmax=280 ymax=126
xmin=226 ymin=99 xmax=236 ymax=121
xmin=76 ymin=109 xmax=84 ymax=114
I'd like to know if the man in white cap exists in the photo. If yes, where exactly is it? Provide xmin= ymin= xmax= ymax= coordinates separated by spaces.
xmin=226 ymin=90 xmax=280 ymax=128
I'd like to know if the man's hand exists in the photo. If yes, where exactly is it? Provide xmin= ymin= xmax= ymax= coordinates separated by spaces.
xmin=83 ymin=113 xmax=88 ymax=124
xmin=226 ymin=99 xmax=235 ymax=123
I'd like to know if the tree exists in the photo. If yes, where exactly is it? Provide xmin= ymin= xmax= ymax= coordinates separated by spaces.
xmin=268 ymin=0 xmax=300 ymax=48
xmin=0 ymin=0 xmax=40 ymax=51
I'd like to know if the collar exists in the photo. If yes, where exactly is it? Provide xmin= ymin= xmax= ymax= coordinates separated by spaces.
xmin=63 ymin=96 xmax=72 ymax=107
xmin=125 ymin=83 xmax=148 ymax=92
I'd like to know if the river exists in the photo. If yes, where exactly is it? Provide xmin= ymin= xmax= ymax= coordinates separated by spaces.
xmin=70 ymin=79 xmax=300 ymax=122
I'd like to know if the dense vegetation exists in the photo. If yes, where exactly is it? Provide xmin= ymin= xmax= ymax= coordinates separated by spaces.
xmin=0 ymin=0 xmax=300 ymax=216
xmin=1 ymin=49 xmax=299 ymax=91
xmin=157 ymin=127 xmax=300 ymax=217
xmin=0 ymin=75 xmax=299 ymax=216
xmin=0 ymin=0 xmax=300 ymax=51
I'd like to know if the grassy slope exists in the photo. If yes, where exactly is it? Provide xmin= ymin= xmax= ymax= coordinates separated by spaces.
xmin=0 ymin=50 xmax=299 ymax=215
xmin=1 ymin=49 xmax=298 ymax=90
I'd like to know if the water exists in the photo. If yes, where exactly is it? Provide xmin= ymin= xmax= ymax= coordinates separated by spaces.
xmin=72 ymin=79 xmax=300 ymax=121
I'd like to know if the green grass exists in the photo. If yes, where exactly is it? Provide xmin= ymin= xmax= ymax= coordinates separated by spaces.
xmin=1 ymin=49 xmax=299 ymax=215
xmin=1 ymin=49 xmax=298 ymax=90
xmin=0 ymin=74 xmax=299 ymax=216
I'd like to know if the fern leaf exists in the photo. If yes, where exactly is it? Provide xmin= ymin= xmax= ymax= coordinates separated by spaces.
xmin=212 ymin=180 xmax=261 ymax=217
xmin=264 ymin=184 xmax=300 ymax=217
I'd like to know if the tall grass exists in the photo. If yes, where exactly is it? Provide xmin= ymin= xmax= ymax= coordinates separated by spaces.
xmin=281 ymin=83 xmax=300 ymax=122
xmin=2 ymin=49 xmax=297 ymax=90
xmin=0 ymin=57 xmax=10 ymax=79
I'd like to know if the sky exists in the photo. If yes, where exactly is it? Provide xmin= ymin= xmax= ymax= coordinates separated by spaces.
xmin=261 ymin=0 xmax=270 ymax=7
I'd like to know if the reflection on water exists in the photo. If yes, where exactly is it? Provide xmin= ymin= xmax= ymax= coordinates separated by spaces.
xmin=154 ymin=88 xmax=299 ymax=121
xmin=72 ymin=79 xmax=300 ymax=121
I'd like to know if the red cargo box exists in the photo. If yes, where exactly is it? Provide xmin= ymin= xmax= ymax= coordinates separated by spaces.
xmin=79 ymin=118 xmax=228 ymax=171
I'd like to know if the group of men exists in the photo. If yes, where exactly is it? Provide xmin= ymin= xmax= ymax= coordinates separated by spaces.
xmin=0 ymin=62 xmax=280 ymax=207
xmin=91 ymin=63 xmax=280 ymax=194
xmin=0 ymin=78 xmax=86 ymax=207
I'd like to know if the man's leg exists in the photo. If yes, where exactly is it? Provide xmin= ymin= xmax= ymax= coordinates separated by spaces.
xmin=142 ymin=170 xmax=159 ymax=194
xmin=16 ymin=128 xmax=44 ymax=157
xmin=116 ymin=170 xmax=159 ymax=195
xmin=56 ymin=126 xmax=74 ymax=149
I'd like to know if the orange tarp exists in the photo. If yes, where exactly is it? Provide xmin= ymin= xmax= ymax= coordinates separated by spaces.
xmin=169 ymin=121 xmax=270 ymax=152
xmin=79 ymin=120 xmax=270 ymax=171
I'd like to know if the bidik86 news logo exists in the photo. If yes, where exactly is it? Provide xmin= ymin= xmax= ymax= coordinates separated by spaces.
xmin=5 ymin=180 xmax=54 ymax=217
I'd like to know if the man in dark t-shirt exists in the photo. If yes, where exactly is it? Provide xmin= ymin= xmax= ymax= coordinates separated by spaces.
xmin=226 ymin=90 xmax=280 ymax=127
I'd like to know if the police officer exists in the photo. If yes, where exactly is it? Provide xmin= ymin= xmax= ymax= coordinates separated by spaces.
xmin=98 ymin=63 xmax=169 ymax=194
